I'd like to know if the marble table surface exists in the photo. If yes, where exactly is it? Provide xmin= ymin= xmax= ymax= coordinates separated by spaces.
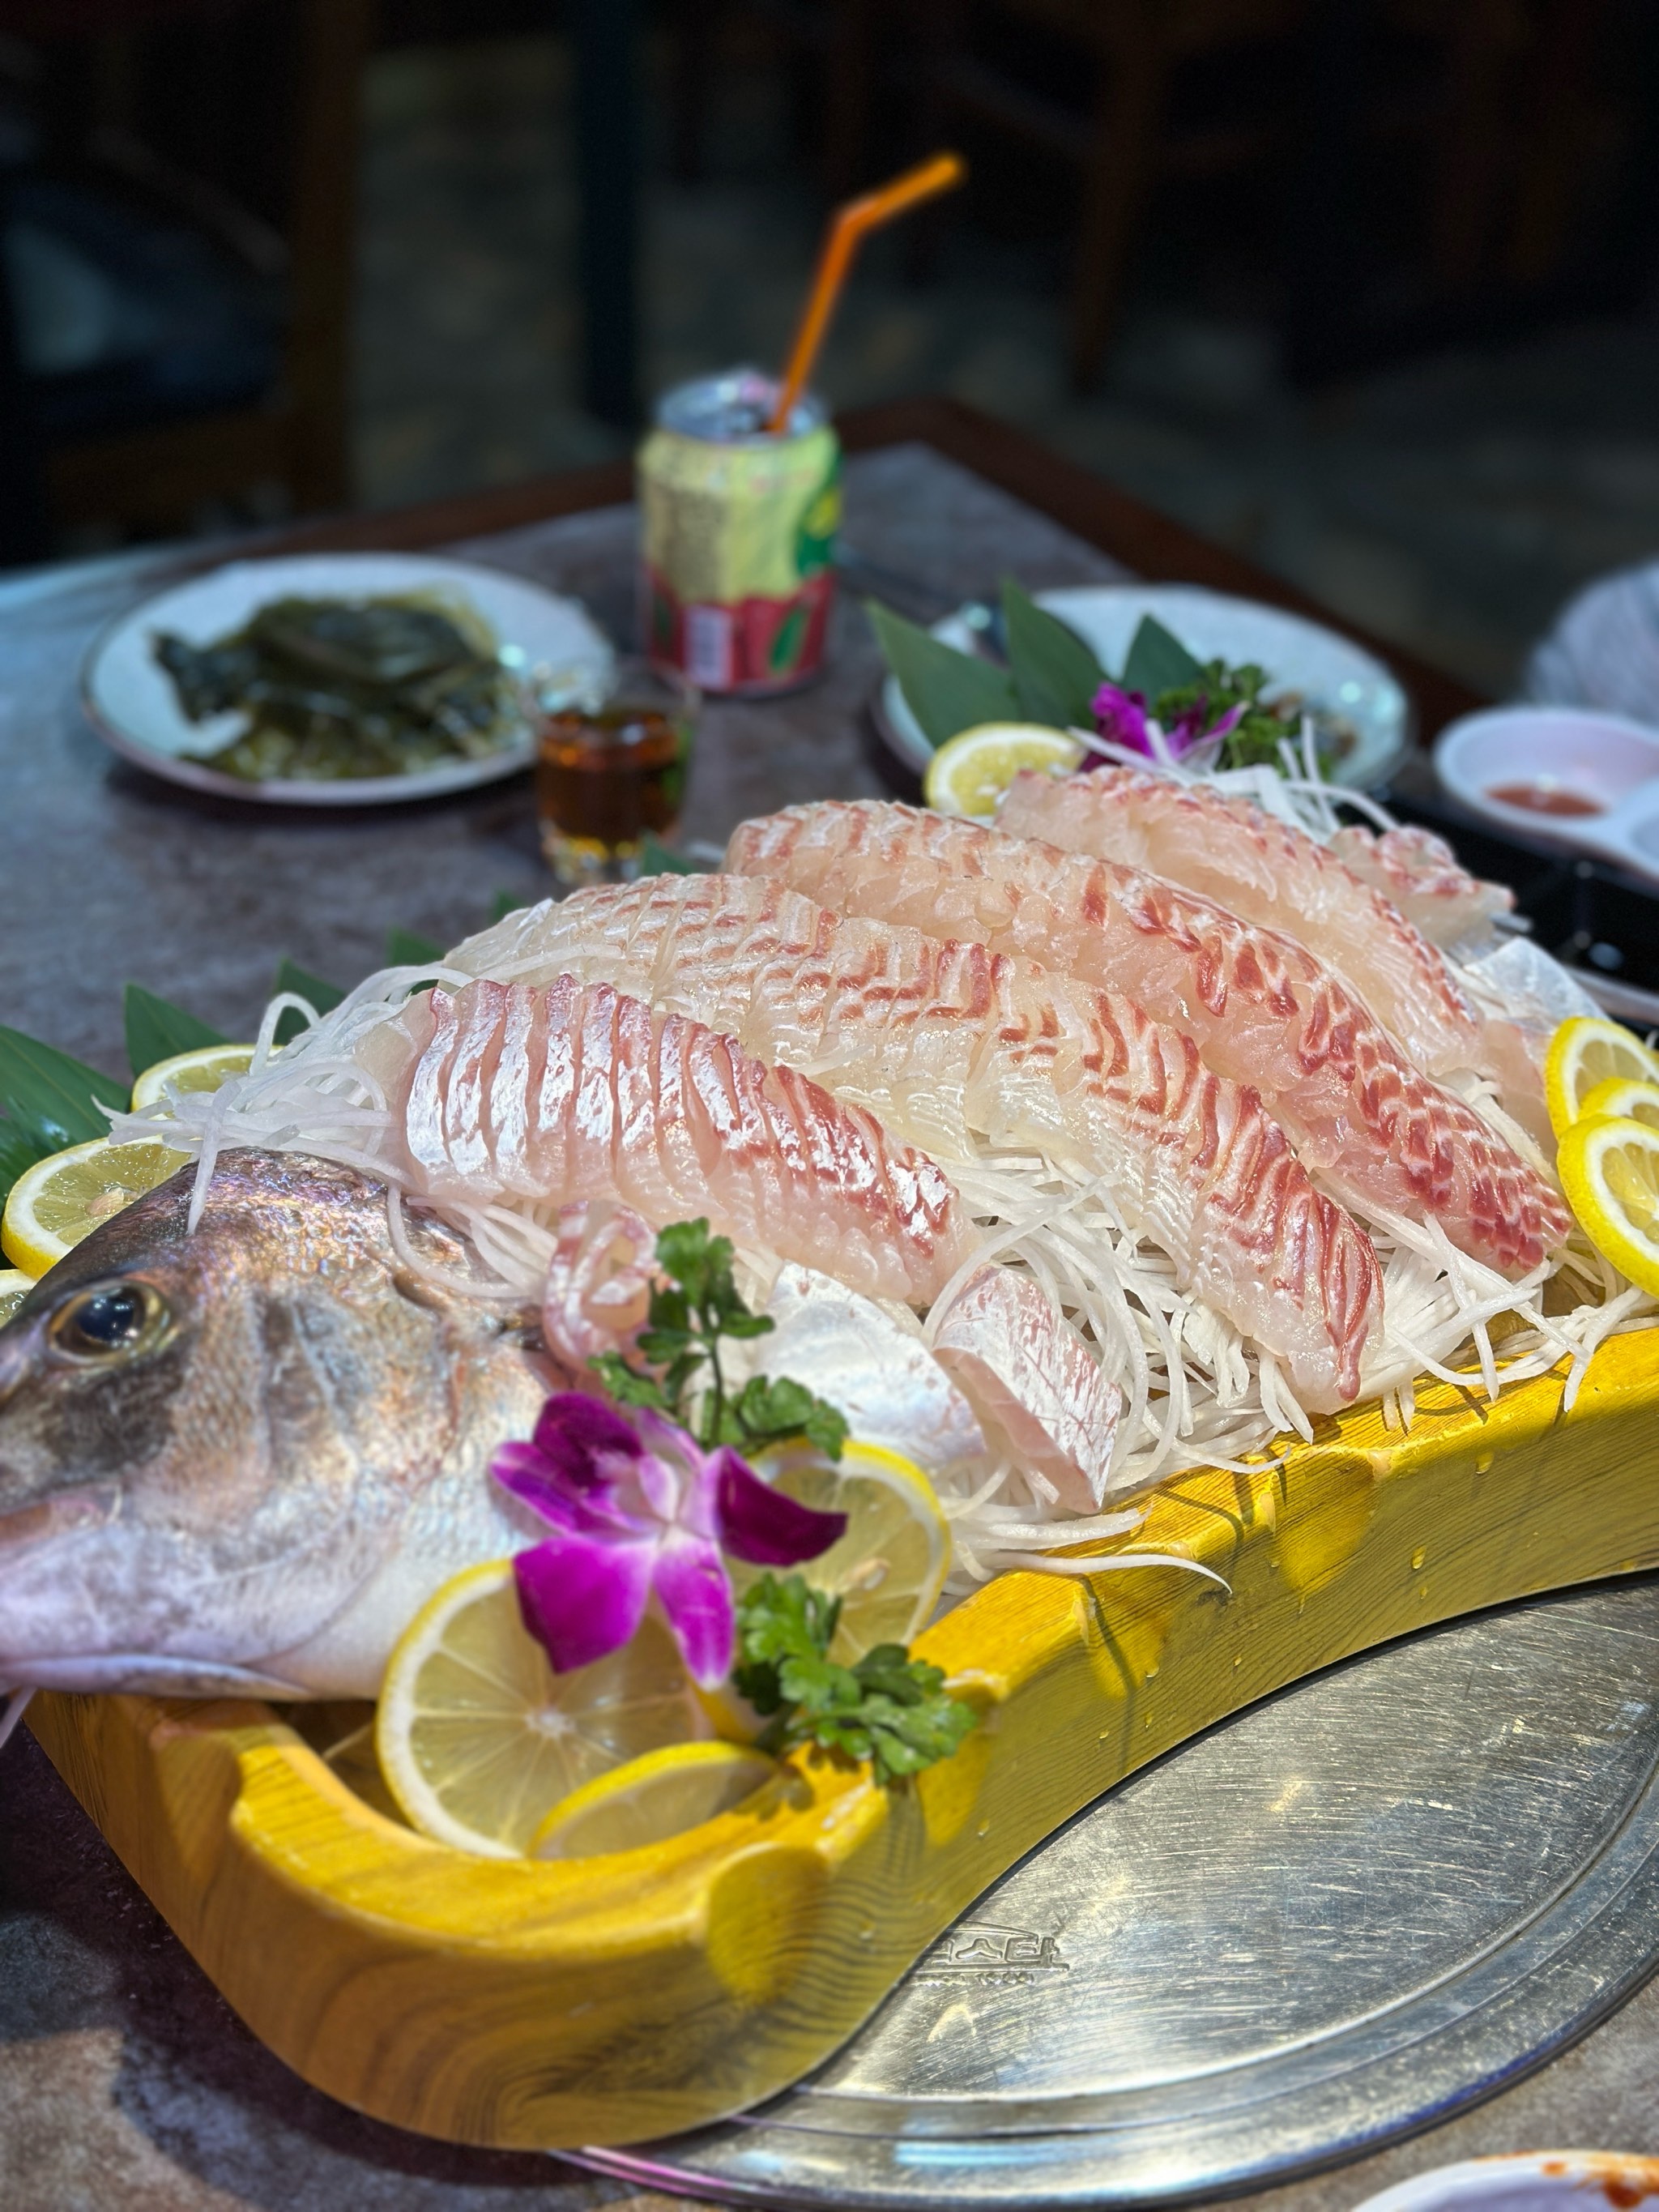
xmin=5 ymin=442 xmax=1657 ymax=2212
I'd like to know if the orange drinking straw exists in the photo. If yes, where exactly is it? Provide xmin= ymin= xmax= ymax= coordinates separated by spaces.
xmin=767 ymin=152 xmax=967 ymax=434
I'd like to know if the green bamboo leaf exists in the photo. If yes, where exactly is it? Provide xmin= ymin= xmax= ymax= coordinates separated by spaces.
xmin=386 ymin=927 xmax=444 ymax=968
xmin=0 ymin=1026 xmax=128 ymax=1152
xmin=1120 ymin=613 xmax=1203 ymax=699
xmin=273 ymin=959 xmax=345 ymax=1047
xmin=0 ymin=1115 xmax=50 ymax=1207
xmin=866 ymin=600 xmax=1021 ymax=749
xmin=1000 ymin=580 xmax=1104 ymax=729
xmin=123 ymin=984 xmax=227 ymax=1080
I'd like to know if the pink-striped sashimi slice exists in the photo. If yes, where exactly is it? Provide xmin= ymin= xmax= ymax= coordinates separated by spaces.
xmin=997 ymin=762 xmax=1486 ymax=1084
xmin=932 ymin=1266 xmax=1123 ymax=1512
xmin=397 ymin=976 xmax=979 ymax=1305
xmin=1330 ymin=822 xmax=1515 ymax=949
xmin=724 ymin=800 xmax=1570 ymax=1276
xmin=449 ymin=877 xmax=1383 ymax=1408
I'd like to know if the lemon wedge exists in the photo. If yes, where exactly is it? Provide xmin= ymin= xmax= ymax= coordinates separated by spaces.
xmin=0 ymin=1268 xmax=32 ymax=1326
xmin=1580 ymin=1075 xmax=1659 ymax=1134
xmin=737 ymin=1440 xmax=951 ymax=1664
xmin=529 ymin=1740 xmax=780 ymax=1860
xmin=1558 ymin=1114 xmax=1659 ymax=1297
xmin=1545 ymin=1018 xmax=1659 ymax=1139
xmin=2 ymin=1137 xmax=189 ymax=1279
xmin=374 ymin=1561 xmax=713 ymax=1857
xmin=130 ymin=1043 xmax=255 ymax=1112
xmin=924 ymin=723 xmax=1083 ymax=820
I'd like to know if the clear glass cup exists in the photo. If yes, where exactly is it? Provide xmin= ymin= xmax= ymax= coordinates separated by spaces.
xmin=532 ymin=657 xmax=697 ymax=890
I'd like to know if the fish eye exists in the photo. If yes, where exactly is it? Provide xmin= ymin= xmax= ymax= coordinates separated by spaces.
xmin=47 ymin=1281 xmax=170 ymax=1364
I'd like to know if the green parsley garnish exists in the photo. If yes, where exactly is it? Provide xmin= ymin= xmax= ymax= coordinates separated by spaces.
xmin=589 ymin=1218 xmax=849 ymax=1460
xmin=732 ymin=1573 xmax=978 ymax=1784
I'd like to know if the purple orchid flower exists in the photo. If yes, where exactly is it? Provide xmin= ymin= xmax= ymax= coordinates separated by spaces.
xmin=493 ymin=1394 xmax=847 ymax=1689
xmin=1092 ymin=681 xmax=1153 ymax=756
xmin=1093 ymin=681 xmax=1245 ymax=764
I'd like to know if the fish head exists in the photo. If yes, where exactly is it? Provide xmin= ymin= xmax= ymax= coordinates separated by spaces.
xmin=0 ymin=1149 xmax=536 ymax=1697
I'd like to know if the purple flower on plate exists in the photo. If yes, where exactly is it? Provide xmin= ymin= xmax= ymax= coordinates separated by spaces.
xmin=1092 ymin=681 xmax=1154 ymax=755
xmin=1166 ymin=696 xmax=1243 ymax=758
xmin=493 ymin=1393 xmax=847 ymax=1688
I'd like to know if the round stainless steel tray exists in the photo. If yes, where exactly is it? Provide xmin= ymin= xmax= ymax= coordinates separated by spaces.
xmin=578 ymin=1576 xmax=1659 ymax=2210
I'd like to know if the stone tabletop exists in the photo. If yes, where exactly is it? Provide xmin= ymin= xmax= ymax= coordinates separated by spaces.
xmin=5 ymin=443 xmax=1658 ymax=2211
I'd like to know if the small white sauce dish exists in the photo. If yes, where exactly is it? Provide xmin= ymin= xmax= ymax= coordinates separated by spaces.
xmin=1435 ymin=706 xmax=1659 ymax=879
xmin=1349 ymin=2150 xmax=1659 ymax=2212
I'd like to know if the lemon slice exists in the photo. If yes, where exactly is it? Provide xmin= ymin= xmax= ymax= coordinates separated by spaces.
xmin=2 ymin=1137 xmax=189 ymax=1279
xmin=375 ymin=1561 xmax=713 ymax=1857
xmin=1545 ymin=1018 xmax=1659 ymax=1139
xmin=0 ymin=1268 xmax=32 ymax=1326
xmin=130 ymin=1043 xmax=255 ymax=1112
xmin=1580 ymin=1076 xmax=1659 ymax=1134
xmin=1559 ymin=1114 xmax=1659 ymax=1297
xmin=924 ymin=723 xmax=1084 ymax=820
xmin=738 ymin=1440 xmax=951 ymax=1663
xmin=529 ymin=1740 xmax=779 ymax=1860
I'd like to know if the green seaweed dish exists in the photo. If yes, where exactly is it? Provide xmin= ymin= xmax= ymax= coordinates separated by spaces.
xmin=154 ymin=593 xmax=522 ymax=783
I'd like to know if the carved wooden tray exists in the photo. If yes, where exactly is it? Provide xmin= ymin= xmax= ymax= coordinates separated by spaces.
xmin=28 ymin=1330 xmax=1659 ymax=2153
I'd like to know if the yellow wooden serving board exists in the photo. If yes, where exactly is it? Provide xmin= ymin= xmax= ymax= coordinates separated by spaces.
xmin=28 ymin=1328 xmax=1659 ymax=2151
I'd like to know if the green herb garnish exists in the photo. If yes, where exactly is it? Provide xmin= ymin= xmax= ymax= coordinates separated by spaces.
xmin=589 ymin=1218 xmax=849 ymax=1459
xmin=732 ymin=1572 xmax=978 ymax=1783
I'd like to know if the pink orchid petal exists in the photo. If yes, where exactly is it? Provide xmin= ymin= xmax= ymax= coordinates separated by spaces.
xmin=714 ymin=1450 xmax=847 ymax=1567
xmin=513 ymin=1530 xmax=654 ymax=1674
xmin=1092 ymin=681 xmax=1154 ymax=758
xmin=492 ymin=1438 xmax=640 ymax=1540
xmin=652 ymin=1535 xmax=736 ymax=1689
xmin=532 ymin=1390 xmax=643 ymax=1484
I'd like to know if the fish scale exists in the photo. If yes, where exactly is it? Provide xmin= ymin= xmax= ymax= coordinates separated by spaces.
xmin=724 ymin=800 xmax=1570 ymax=1279
xmin=449 ymin=876 xmax=1382 ymax=1410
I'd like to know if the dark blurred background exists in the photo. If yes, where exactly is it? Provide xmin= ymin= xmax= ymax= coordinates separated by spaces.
xmin=1 ymin=0 xmax=1657 ymax=691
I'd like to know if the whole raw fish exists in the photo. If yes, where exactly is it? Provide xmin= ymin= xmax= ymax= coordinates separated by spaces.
xmin=0 ymin=1151 xmax=550 ymax=1701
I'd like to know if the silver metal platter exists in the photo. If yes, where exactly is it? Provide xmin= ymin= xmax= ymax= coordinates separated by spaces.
xmin=577 ymin=1577 xmax=1659 ymax=2210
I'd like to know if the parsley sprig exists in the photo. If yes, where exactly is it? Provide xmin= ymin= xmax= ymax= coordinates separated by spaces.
xmin=732 ymin=1573 xmax=978 ymax=1784
xmin=589 ymin=1219 xmax=849 ymax=1460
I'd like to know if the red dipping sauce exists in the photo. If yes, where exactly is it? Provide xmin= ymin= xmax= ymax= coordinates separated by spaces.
xmin=1486 ymin=780 xmax=1604 ymax=818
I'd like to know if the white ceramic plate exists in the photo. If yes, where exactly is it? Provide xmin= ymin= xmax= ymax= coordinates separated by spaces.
xmin=1350 ymin=2151 xmax=1659 ymax=2212
xmin=875 ymin=583 xmax=1411 ymax=789
xmin=81 ymin=553 xmax=615 ymax=807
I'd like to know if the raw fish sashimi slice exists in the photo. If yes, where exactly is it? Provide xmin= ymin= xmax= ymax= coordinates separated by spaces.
xmin=932 ymin=1266 xmax=1123 ymax=1513
xmin=396 ymin=976 xmax=978 ymax=1305
xmin=725 ymin=800 xmax=1570 ymax=1277
xmin=997 ymin=762 xmax=1486 ymax=1084
xmin=1330 ymin=822 xmax=1515 ymax=949
xmin=450 ymin=877 xmax=1383 ymax=1409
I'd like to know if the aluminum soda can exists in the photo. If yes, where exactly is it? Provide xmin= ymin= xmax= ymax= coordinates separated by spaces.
xmin=638 ymin=368 xmax=840 ymax=695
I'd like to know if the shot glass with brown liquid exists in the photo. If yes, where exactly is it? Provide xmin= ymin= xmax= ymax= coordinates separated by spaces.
xmin=534 ymin=659 xmax=696 ymax=888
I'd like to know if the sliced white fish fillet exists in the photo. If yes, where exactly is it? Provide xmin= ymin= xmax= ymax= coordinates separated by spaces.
xmin=931 ymin=1266 xmax=1123 ymax=1512
xmin=725 ymin=800 xmax=1569 ymax=1278
xmin=394 ymin=976 xmax=979 ymax=1305
xmin=758 ymin=1263 xmax=987 ymax=1472
xmin=1330 ymin=821 xmax=1516 ymax=949
xmin=997 ymin=762 xmax=1487 ymax=1085
xmin=450 ymin=875 xmax=1384 ymax=1409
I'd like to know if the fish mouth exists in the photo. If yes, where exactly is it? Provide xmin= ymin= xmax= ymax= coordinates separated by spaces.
xmin=0 ymin=1485 xmax=120 ymax=1559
